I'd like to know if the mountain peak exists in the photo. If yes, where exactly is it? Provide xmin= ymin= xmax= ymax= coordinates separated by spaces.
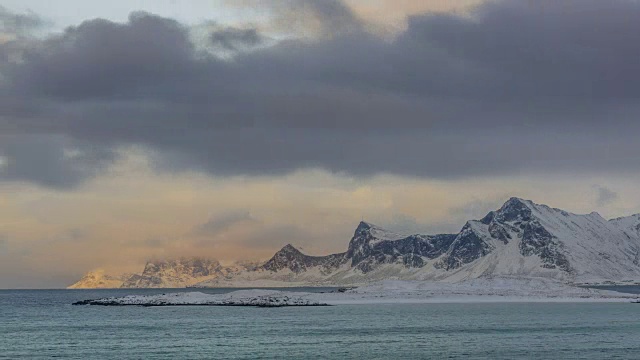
xmin=353 ymin=221 xmax=405 ymax=241
xmin=278 ymin=244 xmax=302 ymax=254
xmin=262 ymin=243 xmax=326 ymax=273
xmin=505 ymin=196 xmax=531 ymax=206
xmin=495 ymin=197 xmax=534 ymax=223
xmin=356 ymin=221 xmax=373 ymax=231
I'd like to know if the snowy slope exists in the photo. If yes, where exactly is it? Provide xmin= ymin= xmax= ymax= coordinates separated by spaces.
xmin=521 ymin=200 xmax=640 ymax=282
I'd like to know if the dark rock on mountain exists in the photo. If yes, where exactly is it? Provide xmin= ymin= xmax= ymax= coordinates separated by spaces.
xmin=261 ymin=244 xmax=346 ymax=274
xmin=488 ymin=222 xmax=511 ymax=244
xmin=345 ymin=222 xmax=456 ymax=273
xmin=494 ymin=197 xmax=533 ymax=223
xmin=437 ymin=222 xmax=493 ymax=270
xmin=519 ymin=220 xmax=571 ymax=272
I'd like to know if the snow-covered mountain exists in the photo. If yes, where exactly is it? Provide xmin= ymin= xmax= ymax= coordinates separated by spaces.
xmin=197 ymin=197 xmax=640 ymax=287
xmin=69 ymin=198 xmax=640 ymax=288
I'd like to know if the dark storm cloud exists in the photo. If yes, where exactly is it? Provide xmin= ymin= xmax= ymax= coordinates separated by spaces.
xmin=12 ymin=12 xmax=198 ymax=101
xmin=0 ymin=135 xmax=115 ymax=188
xmin=2 ymin=0 xmax=640 ymax=187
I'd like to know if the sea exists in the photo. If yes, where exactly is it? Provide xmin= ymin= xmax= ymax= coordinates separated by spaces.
xmin=1 ymin=286 xmax=640 ymax=359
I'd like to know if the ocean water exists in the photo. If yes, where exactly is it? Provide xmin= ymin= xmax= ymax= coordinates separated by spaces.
xmin=1 ymin=287 xmax=640 ymax=359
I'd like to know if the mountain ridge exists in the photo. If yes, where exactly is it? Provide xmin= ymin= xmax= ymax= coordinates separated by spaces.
xmin=69 ymin=197 xmax=640 ymax=288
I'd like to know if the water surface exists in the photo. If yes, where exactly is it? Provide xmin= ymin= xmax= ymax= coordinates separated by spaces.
xmin=1 ymin=288 xmax=639 ymax=359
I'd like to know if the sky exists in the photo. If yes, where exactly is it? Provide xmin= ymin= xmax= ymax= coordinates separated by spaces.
xmin=1 ymin=0 xmax=640 ymax=288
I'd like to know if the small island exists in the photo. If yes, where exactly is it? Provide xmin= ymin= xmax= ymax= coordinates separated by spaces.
xmin=72 ymin=289 xmax=330 ymax=307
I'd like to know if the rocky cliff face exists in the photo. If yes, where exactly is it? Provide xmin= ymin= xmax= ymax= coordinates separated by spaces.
xmin=345 ymin=222 xmax=456 ymax=272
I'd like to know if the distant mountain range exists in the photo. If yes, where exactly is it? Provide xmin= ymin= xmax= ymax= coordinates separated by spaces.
xmin=68 ymin=259 xmax=260 ymax=289
xmin=68 ymin=197 xmax=640 ymax=289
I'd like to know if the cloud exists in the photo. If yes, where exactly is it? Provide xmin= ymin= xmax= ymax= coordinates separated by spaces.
xmin=0 ymin=135 xmax=116 ymax=189
xmin=0 ymin=5 xmax=45 ymax=36
xmin=191 ymin=208 xmax=346 ymax=256
xmin=448 ymin=198 xmax=509 ymax=221
xmin=226 ymin=0 xmax=363 ymax=37
xmin=142 ymin=236 xmax=170 ymax=248
xmin=192 ymin=210 xmax=258 ymax=237
xmin=1 ymin=1 xmax=640 ymax=188
xmin=0 ymin=5 xmax=47 ymax=73
xmin=594 ymin=185 xmax=619 ymax=207
xmin=0 ymin=233 xmax=7 ymax=251
xmin=233 ymin=224 xmax=322 ymax=251
xmin=209 ymin=27 xmax=264 ymax=52
xmin=345 ymin=0 xmax=482 ymax=21
xmin=381 ymin=213 xmax=426 ymax=234
xmin=0 ymin=154 xmax=7 ymax=170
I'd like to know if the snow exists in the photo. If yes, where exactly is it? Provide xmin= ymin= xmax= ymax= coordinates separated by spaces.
xmin=523 ymin=200 xmax=640 ymax=283
xmin=364 ymin=222 xmax=407 ymax=243
xmin=323 ymin=277 xmax=638 ymax=304
xmin=610 ymin=213 xmax=640 ymax=237
xmin=73 ymin=278 xmax=639 ymax=307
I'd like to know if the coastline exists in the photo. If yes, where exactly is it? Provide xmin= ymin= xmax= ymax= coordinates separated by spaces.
xmin=70 ymin=277 xmax=640 ymax=306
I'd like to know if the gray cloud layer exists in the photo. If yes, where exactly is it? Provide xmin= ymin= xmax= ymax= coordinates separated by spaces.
xmin=2 ymin=0 xmax=640 ymax=187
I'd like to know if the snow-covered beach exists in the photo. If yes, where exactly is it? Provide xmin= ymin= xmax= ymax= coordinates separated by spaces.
xmin=72 ymin=289 xmax=329 ymax=307
xmin=72 ymin=277 xmax=640 ymax=307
